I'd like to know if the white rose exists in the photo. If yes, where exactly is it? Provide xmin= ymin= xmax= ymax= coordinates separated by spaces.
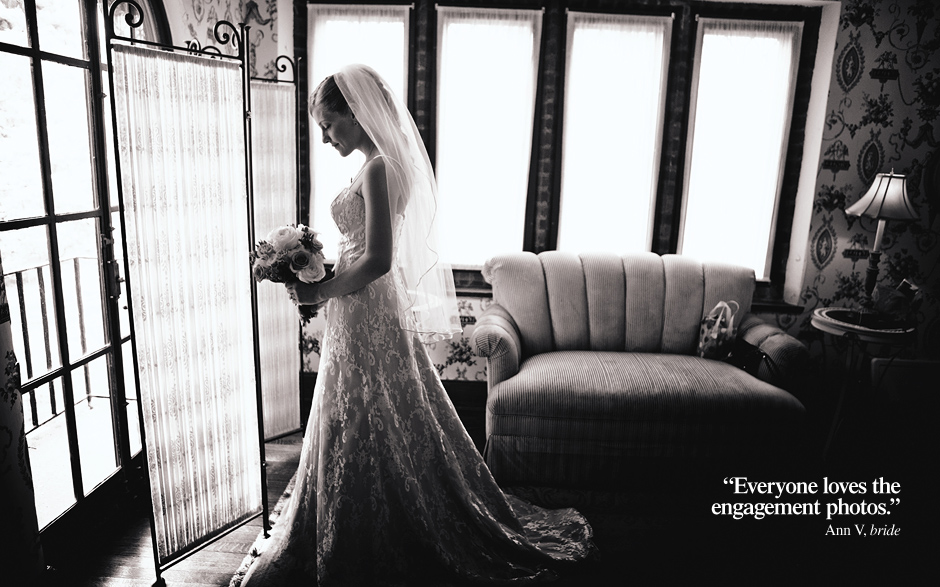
xmin=267 ymin=225 xmax=302 ymax=251
xmin=296 ymin=259 xmax=326 ymax=284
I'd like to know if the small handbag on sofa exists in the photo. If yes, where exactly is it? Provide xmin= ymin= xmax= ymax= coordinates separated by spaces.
xmin=698 ymin=300 xmax=739 ymax=360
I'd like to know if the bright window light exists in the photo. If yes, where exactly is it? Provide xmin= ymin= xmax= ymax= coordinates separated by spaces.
xmin=558 ymin=13 xmax=670 ymax=254
xmin=680 ymin=19 xmax=802 ymax=279
xmin=435 ymin=7 xmax=542 ymax=266
xmin=307 ymin=5 xmax=409 ymax=260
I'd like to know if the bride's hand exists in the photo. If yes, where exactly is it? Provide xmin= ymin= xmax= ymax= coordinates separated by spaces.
xmin=286 ymin=281 xmax=326 ymax=306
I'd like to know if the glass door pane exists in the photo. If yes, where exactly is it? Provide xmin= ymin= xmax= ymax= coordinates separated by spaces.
xmin=57 ymin=219 xmax=107 ymax=360
xmin=36 ymin=0 xmax=86 ymax=60
xmin=73 ymin=355 xmax=119 ymax=493
xmin=0 ymin=0 xmax=28 ymax=47
xmin=0 ymin=52 xmax=46 ymax=221
xmin=25 ymin=378 xmax=76 ymax=528
xmin=43 ymin=62 xmax=97 ymax=215
xmin=0 ymin=226 xmax=62 ymax=382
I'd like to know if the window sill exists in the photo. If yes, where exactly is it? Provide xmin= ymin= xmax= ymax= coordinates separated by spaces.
xmin=751 ymin=299 xmax=804 ymax=315
xmin=753 ymin=281 xmax=804 ymax=315
xmin=453 ymin=267 xmax=492 ymax=297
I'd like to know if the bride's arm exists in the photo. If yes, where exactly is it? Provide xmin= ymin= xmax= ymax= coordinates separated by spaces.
xmin=289 ymin=158 xmax=393 ymax=306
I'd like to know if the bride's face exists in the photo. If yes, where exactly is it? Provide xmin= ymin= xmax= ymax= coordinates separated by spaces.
xmin=313 ymin=106 xmax=361 ymax=158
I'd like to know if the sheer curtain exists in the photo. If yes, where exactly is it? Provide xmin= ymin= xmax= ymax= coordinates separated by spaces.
xmin=679 ymin=19 xmax=802 ymax=278
xmin=250 ymin=80 xmax=300 ymax=440
xmin=111 ymin=45 xmax=262 ymax=565
xmin=307 ymin=4 xmax=409 ymax=259
xmin=558 ymin=12 xmax=671 ymax=254
xmin=435 ymin=7 xmax=542 ymax=266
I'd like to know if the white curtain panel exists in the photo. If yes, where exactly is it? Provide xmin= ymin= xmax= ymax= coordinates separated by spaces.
xmin=250 ymin=80 xmax=301 ymax=440
xmin=558 ymin=12 xmax=671 ymax=254
xmin=680 ymin=19 xmax=803 ymax=278
xmin=435 ymin=6 xmax=542 ymax=266
xmin=111 ymin=45 xmax=262 ymax=565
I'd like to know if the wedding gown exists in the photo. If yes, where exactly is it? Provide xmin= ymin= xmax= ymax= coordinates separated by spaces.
xmin=243 ymin=180 xmax=595 ymax=586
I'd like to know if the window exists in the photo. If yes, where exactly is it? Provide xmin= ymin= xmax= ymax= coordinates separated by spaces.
xmin=679 ymin=18 xmax=803 ymax=279
xmin=307 ymin=5 xmax=410 ymax=259
xmin=0 ymin=0 xmax=165 ymax=529
xmin=435 ymin=7 xmax=542 ymax=266
xmin=558 ymin=12 xmax=671 ymax=254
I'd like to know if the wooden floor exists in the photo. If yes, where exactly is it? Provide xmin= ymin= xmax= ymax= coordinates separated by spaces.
xmin=60 ymin=432 xmax=304 ymax=587
xmin=41 ymin=381 xmax=487 ymax=587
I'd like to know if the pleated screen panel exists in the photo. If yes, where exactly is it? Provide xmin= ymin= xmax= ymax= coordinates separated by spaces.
xmin=111 ymin=45 xmax=263 ymax=565
xmin=250 ymin=80 xmax=301 ymax=439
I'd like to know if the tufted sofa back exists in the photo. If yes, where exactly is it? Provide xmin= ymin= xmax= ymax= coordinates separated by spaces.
xmin=482 ymin=251 xmax=756 ymax=360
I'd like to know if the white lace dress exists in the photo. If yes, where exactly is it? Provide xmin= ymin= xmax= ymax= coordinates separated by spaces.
xmin=242 ymin=183 xmax=595 ymax=586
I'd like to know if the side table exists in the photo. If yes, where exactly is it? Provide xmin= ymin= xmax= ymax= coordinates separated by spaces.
xmin=810 ymin=307 xmax=915 ymax=460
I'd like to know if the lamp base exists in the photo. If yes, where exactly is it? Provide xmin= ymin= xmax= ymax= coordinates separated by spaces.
xmin=863 ymin=250 xmax=881 ymax=301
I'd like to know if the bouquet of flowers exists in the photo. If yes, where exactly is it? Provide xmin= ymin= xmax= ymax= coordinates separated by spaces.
xmin=250 ymin=224 xmax=327 ymax=321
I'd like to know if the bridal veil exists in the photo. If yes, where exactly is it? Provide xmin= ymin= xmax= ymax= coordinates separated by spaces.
xmin=332 ymin=64 xmax=461 ymax=343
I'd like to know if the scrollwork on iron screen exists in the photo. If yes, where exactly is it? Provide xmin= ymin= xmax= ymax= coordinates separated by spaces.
xmin=107 ymin=0 xmax=250 ymax=62
xmin=275 ymin=55 xmax=297 ymax=83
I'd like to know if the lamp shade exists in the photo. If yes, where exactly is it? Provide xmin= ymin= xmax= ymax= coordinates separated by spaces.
xmin=845 ymin=171 xmax=918 ymax=221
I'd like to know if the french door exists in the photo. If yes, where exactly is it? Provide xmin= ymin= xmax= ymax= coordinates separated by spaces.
xmin=0 ymin=0 xmax=149 ymax=530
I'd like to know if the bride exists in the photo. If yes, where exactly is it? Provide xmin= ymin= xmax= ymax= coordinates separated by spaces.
xmin=242 ymin=64 xmax=595 ymax=586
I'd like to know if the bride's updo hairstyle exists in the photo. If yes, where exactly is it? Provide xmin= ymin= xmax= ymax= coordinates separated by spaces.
xmin=309 ymin=75 xmax=351 ymax=117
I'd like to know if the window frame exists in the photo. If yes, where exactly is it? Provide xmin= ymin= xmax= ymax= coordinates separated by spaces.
xmin=555 ymin=10 xmax=673 ymax=255
xmin=677 ymin=16 xmax=804 ymax=282
xmin=678 ymin=2 xmax=820 ymax=307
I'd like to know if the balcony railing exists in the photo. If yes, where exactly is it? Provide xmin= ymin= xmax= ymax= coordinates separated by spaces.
xmin=4 ymin=256 xmax=108 ymax=434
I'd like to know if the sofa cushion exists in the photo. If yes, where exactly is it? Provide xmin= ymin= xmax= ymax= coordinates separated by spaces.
xmin=484 ymin=351 xmax=806 ymax=486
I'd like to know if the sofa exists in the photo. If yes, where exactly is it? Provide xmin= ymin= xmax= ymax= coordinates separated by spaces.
xmin=470 ymin=251 xmax=813 ymax=489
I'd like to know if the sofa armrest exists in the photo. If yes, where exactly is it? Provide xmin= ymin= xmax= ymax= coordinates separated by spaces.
xmin=737 ymin=313 xmax=815 ymax=405
xmin=470 ymin=303 xmax=522 ymax=389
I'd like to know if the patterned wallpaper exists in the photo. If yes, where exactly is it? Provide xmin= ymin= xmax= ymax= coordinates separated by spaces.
xmin=165 ymin=0 xmax=284 ymax=78
xmin=786 ymin=0 xmax=939 ymax=360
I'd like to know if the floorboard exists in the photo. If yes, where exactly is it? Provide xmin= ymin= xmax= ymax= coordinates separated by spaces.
xmin=54 ymin=432 xmax=304 ymax=587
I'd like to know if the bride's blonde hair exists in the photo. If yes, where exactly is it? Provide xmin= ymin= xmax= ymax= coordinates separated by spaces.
xmin=309 ymin=75 xmax=350 ymax=117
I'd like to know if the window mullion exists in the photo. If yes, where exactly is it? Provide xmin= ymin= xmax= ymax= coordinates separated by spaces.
xmin=650 ymin=3 xmax=695 ymax=255
xmin=524 ymin=3 xmax=565 ymax=253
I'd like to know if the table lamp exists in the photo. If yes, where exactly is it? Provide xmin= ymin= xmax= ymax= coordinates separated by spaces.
xmin=845 ymin=169 xmax=918 ymax=298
